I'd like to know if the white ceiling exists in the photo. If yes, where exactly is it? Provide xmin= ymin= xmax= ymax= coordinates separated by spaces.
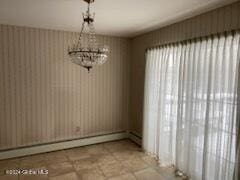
xmin=0 ymin=0 xmax=237 ymax=37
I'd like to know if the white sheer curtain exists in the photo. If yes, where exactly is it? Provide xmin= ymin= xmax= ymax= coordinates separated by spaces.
xmin=143 ymin=32 xmax=240 ymax=180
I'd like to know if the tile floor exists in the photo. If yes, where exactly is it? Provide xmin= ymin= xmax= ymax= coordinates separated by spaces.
xmin=0 ymin=139 xmax=182 ymax=180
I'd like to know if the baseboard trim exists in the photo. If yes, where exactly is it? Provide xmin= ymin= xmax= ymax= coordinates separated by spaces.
xmin=128 ymin=131 xmax=142 ymax=146
xmin=0 ymin=132 xmax=128 ymax=160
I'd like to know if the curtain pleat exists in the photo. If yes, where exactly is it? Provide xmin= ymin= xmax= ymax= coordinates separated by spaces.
xmin=234 ymin=38 xmax=240 ymax=180
xmin=143 ymin=32 xmax=240 ymax=180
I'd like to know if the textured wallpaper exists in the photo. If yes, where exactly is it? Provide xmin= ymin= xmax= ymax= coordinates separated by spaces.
xmin=1 ymin=1 xmax=239 ymax=150
xmin=130 ymin=1 xmax=240 ymax=136
xmin=0 ymin=25 xmax=131 ymax=150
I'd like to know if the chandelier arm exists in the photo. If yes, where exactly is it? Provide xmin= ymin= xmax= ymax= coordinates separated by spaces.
xmin=77 ymin=21 xmax=86 ymax=47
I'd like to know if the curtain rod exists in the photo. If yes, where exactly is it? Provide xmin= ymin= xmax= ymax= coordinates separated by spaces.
xmin=146 ymin=29 xmax=240 ymax=51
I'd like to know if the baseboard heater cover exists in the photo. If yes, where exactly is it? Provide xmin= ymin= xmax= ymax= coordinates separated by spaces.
xmin=128 ymin=131 xmax=142 ymax=146
xmin=0 ymin=132 xmax=129 ymax=160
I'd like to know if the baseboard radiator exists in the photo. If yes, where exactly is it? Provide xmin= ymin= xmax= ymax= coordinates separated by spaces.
xmin=0 ymin=131 xmax=142 ymax=160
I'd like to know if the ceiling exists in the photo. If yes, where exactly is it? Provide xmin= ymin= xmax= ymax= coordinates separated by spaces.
xmin=0 ymin=0 xmax=237 ymax=37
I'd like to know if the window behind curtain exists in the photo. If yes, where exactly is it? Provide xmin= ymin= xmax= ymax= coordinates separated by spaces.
xmin=143 ymin=32 xmax=240 ymax=180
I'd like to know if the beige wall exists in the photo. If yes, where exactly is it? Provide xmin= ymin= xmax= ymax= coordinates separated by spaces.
xmin=1 ymin=1 xmax=240 ymax=150
xmin=130 ymin=1 xmax=240 ymax=136
xmin=0 ymin=25 xmax=131 ymax=150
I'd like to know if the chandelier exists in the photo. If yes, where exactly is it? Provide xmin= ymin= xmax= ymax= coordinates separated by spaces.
xmin=68 ymin=0 xmax=109 ymax=72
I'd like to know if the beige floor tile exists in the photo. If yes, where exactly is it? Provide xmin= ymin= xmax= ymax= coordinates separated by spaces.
xmin=49 ymin=172 xmax=79 ymax=180
xmin=0 ymin=140 xmax=180 ymax=180
xmin=95 ymin=154 xmax=118 ymax=166
xmin=121 ymin=158 xmax=149 ymax=172
xmin=0 ymin=174 xmax=19 ymax=180
xmin=103 ymin=141 xmax=129 ymax=153
xmin=85 ymin=144 xmax=109 ymax=155
xmin=134 ymin=168 xmax=165 ymax=180
xmin=0 ymin=159 xmax=19 ymax=176
xmin=108 ymin=173 xmax=136 ymax=180
xmin=44 ymin=150 xmax=68 ymax=165
xmin=48 ymin=161 xmax=73 ymax=177
xmin=154 ymin=166 xmax=178 ymax=179
xmin=141 ymin=156 xmax=159 ymax=167
xmin=66 ymin=148 xmax=90 ymax=161
xmin=118 ymin=140 xmax=141 ymax=151
xmin=73 ymin=158 xmax=98 ymax=171
xmin=19 ymin=166 xmax=48 ymax=180
xmin=113 ymin=150 xmax=139 ymax=161
xmin=20 ymin=154 xmax=46 ymax=169
xmin=77 ymin=167 xmax=105 ymax=180
xmin=133 ymin=151 xmax=148 ymax=159
xmin=100 ymin=162 xmax=129 ymax=178
xmin=19 ymin=174 xmax=48 ymax=180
